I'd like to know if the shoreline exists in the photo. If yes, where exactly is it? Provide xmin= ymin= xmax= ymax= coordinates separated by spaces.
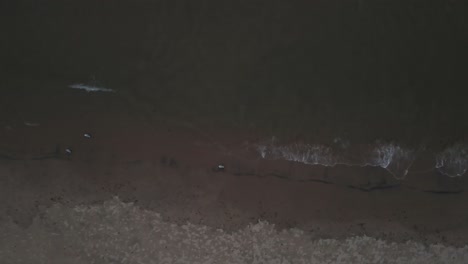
xmin=0 ymin=87 xmax=467 ymax=252
xmin=1 ymin=110 xmax=468 ymax=247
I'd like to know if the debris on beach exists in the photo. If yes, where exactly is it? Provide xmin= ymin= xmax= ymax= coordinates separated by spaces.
xmin=213 ymin=163 xmax=225 ymax=172
xmin=65 ymin=148 xmax=73 ymax=156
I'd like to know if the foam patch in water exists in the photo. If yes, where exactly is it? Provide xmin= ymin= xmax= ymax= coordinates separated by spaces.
xmin=68 ymin=84 xmax=115 ymax=93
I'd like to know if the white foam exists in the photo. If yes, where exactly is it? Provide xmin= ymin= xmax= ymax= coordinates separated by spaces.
xmin=1 ymin=197 xmax=466 ymax=264
xmin=257 ymin=143 xmax=338 ymax=166
xmin=256 ymin=140 xmax=416 ymax=178
xmin=23 ymin=121 xmax=40 ymax=127
xmin=367 ymin=143 xmax=416 ymax=178
xmin=436 ymin=143 xmax=468 ymax=177
xmin=68 ymin=83 xmax=115 ymax=93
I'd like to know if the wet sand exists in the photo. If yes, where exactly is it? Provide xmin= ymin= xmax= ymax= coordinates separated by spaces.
xmin=1 ymin=89 xmax=468 ymax=250
xmin=1 ymin=1 xmax=468 ymax=261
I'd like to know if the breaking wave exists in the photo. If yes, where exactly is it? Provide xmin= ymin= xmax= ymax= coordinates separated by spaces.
xmin=436 ymin=143 xmax=468 ymax=177
xmin=256 ymin=138 xmax=468 ymax=179
xmin=0 ymin=198 xmax=467 ymax=264
xmin=366 ymin=143 xmax=416 ymax=178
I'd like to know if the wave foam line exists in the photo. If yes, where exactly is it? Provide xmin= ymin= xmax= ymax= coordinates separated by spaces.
xmin=256 ymin=140 xmax=467 ymax=178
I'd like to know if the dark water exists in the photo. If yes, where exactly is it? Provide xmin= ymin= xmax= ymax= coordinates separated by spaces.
xmin=1 ymin=0 xmax=467 ymax=146
xmin=1 ymin=3 xmax=468 ymax=262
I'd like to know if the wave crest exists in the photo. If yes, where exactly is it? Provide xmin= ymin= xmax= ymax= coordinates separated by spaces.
xmin=436 ymin=143 xmax=468 ymax=177
xmin=256 ymin=138 xmax=468 ymax=178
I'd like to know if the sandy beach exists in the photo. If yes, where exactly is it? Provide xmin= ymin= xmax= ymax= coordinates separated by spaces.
xmin=1 ymin=0 xmax=468 ymax=262
xmin=0 ymin=88 xmax=467 ymax=262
